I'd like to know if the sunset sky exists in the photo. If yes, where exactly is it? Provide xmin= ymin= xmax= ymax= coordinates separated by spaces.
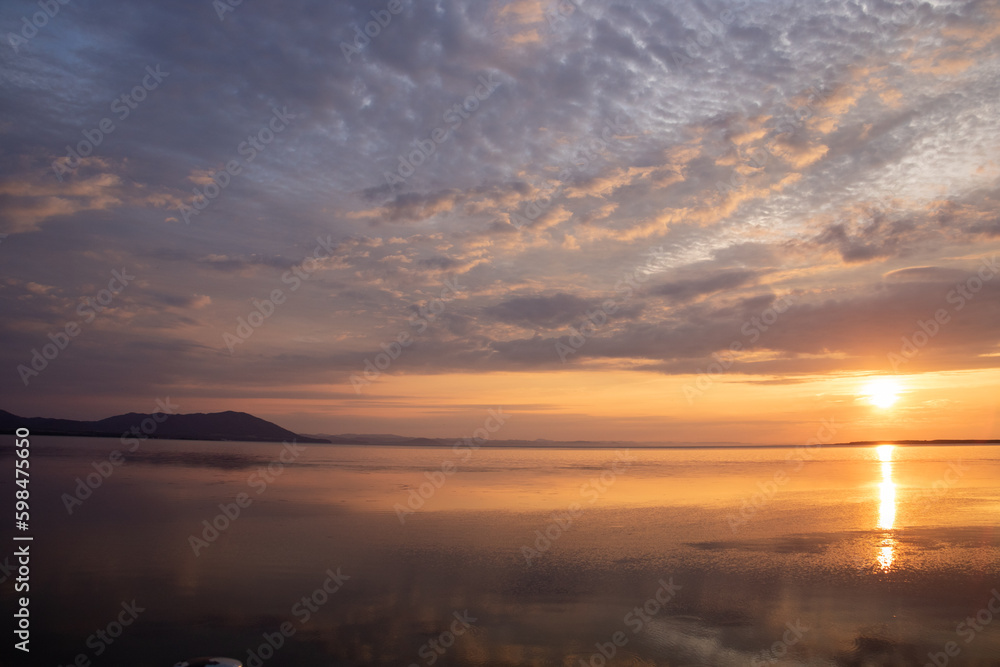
xmin=1 ymin=0 xmax=998 ymax=443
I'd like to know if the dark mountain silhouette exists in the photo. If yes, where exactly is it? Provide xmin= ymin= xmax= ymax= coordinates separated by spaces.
xmin=0 ymin=409 xmax=329 ymax=443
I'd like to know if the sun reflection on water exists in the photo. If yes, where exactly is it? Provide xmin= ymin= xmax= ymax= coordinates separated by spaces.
xmin=877 ymin=544 xmax=894 ymax=570
xmin=875 ymin=445 xmax=896 ymax=569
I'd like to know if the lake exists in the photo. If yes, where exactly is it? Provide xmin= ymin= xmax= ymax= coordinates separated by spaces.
xmin=4 ymin=437 xmax=1000 ymax=666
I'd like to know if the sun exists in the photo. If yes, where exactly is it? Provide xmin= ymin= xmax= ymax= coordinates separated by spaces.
xmin=863 ymin=377 xmax=902 ymax=409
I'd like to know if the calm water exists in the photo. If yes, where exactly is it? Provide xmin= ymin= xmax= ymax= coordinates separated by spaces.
xmin=3 ymin=437 xmax=1000 ymax=666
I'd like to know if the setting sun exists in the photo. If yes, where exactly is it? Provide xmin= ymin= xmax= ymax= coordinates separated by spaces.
xmin=863 ymin=378 xmax=902 ymax=409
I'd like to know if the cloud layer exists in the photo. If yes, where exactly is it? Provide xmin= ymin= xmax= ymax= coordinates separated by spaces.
xmin=1 ymin=0 xmax=998 ymax=436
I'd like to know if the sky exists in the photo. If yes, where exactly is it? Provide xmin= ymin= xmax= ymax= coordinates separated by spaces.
xmin=1 ymin=0 xmax=998 ymax=443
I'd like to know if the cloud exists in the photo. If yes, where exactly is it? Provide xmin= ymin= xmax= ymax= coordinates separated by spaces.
xmin=654 ymin=270 xmax=758 ymax=301
xmin=882 ymin=266 xmax=966 ymax=283
xmin=485 ymin=292 xmax=638 ymax=329
xmin=0 ymin=0 xmax=999 ymax=432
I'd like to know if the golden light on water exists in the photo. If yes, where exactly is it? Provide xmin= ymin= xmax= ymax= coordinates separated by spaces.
xmin=878 ymin=476 xmax=896 ymax=530
xmin=878 ymin=544 xmax=894 ymax=570
xmin=876 ymin=444 xmax=897 ymax=569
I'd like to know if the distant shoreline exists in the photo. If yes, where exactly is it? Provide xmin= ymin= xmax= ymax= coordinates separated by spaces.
xmin=3 ymin=430 xmax=998 ymax=449
xmin=304 ymin=439 xmax=1000 ymax=449
xmin=6 ymin=409 xmax=996 ymax=449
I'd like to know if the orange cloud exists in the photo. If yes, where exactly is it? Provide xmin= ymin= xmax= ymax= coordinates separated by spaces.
xmin=0 ymin=159 xmax=187 ymax=233
xmin=770 ymin=140 xmax=828 ymax=170
xmin=565 ymin=166 xmax=655 ymax=199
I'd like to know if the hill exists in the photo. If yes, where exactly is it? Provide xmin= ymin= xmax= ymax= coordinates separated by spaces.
xmin=0 ymin=409 xmax=329 ymax=443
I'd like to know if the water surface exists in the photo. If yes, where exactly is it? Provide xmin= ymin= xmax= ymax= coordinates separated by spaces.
xmin=4 ymin=438 xmax=1000 ymax=666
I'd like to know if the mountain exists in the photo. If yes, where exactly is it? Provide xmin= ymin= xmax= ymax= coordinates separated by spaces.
xmin=0 ymin=410 xmax=329 ymax=443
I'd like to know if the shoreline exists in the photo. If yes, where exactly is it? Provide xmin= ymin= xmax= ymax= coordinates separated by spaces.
xmin=4 ymin=431 xmax=998 ymax=449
